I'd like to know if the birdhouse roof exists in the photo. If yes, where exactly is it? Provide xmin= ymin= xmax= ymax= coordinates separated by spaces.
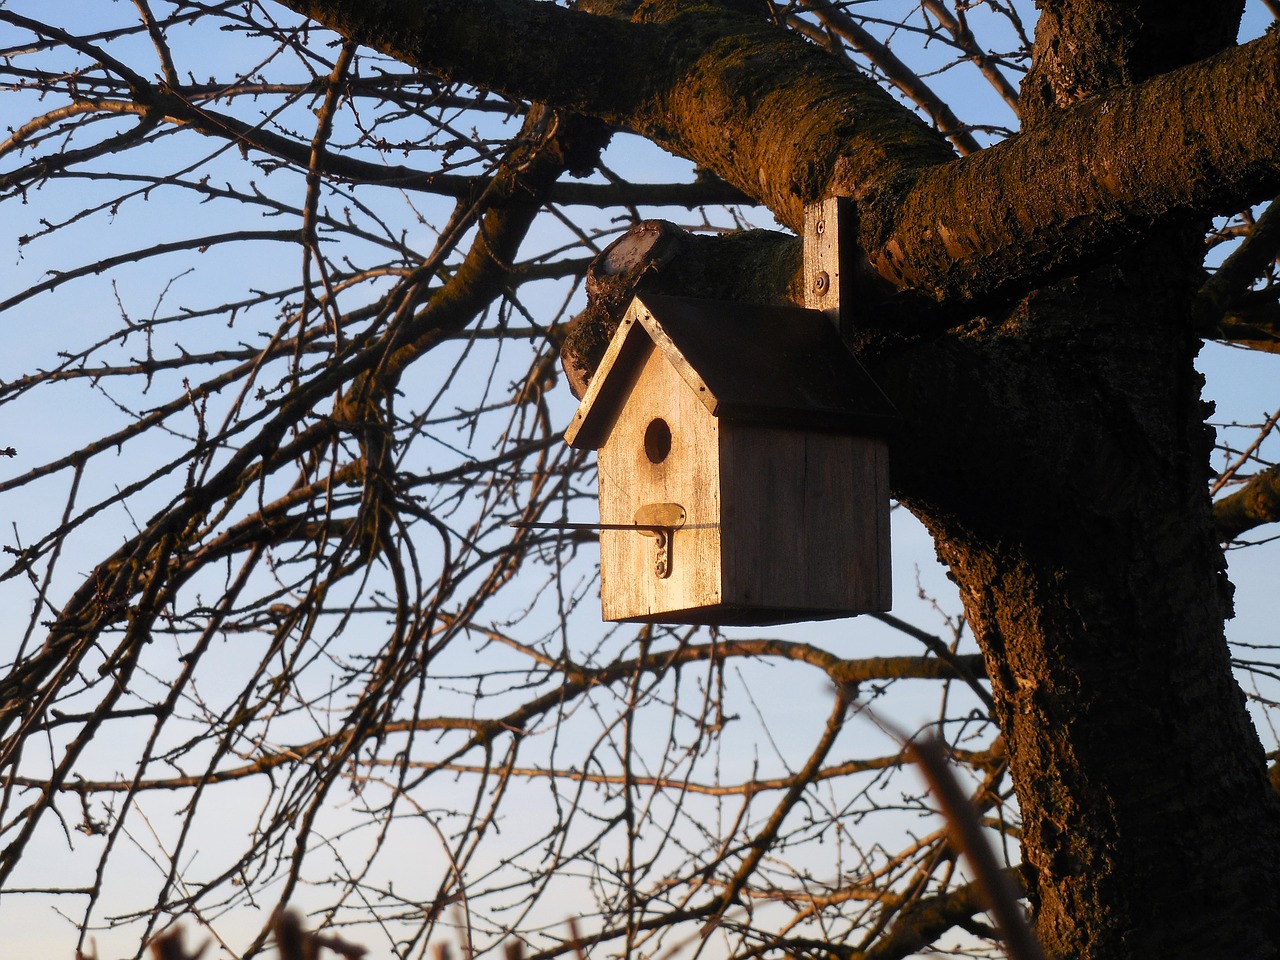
xmin=565 ymin=293 xmax=898 ymax=449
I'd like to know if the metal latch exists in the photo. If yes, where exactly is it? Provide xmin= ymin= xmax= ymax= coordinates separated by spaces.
xmin=509 ymin=505 xmax=687 ymax=579
xmin=634 ymin=503 xmax=686 ymax=579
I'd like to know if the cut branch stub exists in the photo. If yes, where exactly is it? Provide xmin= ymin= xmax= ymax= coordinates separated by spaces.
xmin=563 ymin=221 xmax=687 ymax=397
xmin=584 ymin=220 xmax=684 ymax=302
xmin=560 ymin=221 xmax=802 ymax=396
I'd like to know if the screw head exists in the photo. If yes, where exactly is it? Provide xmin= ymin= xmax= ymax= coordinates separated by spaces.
xmin=816 ymin=219 xmax=826 ymax=235
xmin=814 ymin=271 xmax=830 ymax=294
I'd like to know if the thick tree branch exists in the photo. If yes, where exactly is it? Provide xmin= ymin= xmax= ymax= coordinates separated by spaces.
xmin=275 ymin=0 xmax=1280 ymax=310
xmin=863 ymin=31 xmax=1280 ymax=303
xmin=1197 ymin=197 xmax=1280 ymax=332
xmin=274 ymin=0 xmax=953 ymax=229
xmin=1194 ymin=247 xmax=1280 ymax=351
xmin=7 ymin=6 xmax=1276 ymax=957
xmin=1217 ymin=300 xmax=1280 ymax=352
xmin=1215 ymin=464 xmax=1280 ymax=541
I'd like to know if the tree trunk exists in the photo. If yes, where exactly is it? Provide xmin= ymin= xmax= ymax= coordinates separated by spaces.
xmin=885 ymin=226 xmax=1280 ymax=955
xmin=874 ymin=7 xmax=1280 ymax=954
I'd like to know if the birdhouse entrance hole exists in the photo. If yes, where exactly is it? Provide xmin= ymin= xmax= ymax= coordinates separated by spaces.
xmin=644 ymin=418 xmax=671 ymax=463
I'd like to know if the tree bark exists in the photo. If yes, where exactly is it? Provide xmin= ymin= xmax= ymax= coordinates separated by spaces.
xmin=1216 ymin=465 xmax=1280 ymax=540
xmin=883 ymin=239 xmax=1280 ymax=956
xmin=878 ymin=5 xmax=1280 ymax=955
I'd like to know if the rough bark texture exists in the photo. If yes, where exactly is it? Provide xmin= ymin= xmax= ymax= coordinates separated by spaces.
xmin=1020 ymin=0 xmax=1245 ymax=125
xmin=879 ymin=5 xmax=1280 ymax=956
xmin=560 ymin=219 xmax=1280 ymax=957
xmin=885 ymin=239 xmax=1280 ymax=957
xmin=1216 ymin=465 xmax=1280 ymax=540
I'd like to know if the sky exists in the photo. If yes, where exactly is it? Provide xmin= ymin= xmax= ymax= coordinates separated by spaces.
xmin=1 ymin=2 xmax=1278 ymax=958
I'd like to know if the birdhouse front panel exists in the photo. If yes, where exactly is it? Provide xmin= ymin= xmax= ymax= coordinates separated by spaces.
xmin=595 ymin=339 xmax=725 ymax=622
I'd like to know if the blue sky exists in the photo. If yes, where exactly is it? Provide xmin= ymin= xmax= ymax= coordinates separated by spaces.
xmin=1 ymin=2 xmax=1278 ymax=957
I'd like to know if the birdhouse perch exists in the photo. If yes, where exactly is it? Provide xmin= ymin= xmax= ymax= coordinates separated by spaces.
xmin=563 ymin=200 xmax=895 ymax=625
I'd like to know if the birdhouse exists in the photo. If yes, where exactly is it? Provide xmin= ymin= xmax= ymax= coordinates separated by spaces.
xmin=563 ymin=291 xmax=896 ymax=625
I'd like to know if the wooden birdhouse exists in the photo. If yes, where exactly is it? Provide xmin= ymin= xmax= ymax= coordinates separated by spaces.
xmin=564 ymin=271 xmax=897 ymax=624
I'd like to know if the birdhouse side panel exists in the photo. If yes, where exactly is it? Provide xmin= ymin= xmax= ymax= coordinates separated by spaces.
xmin=596 ymin=344 xmax=723 ymax=621
xmin=719 ymin=426 xmax=891 ymax=616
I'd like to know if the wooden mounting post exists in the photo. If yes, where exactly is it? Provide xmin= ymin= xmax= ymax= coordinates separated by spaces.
xmin=803 ymin=197 xmax=855 ymax=337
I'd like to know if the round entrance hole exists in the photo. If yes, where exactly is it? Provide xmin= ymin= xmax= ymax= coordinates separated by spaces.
xmin=644 ymin=417 xmax=672 ymax=464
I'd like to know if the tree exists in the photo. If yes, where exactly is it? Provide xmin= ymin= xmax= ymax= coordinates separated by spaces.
xmin=2 ymin=1 xmax=1280 ymax=958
